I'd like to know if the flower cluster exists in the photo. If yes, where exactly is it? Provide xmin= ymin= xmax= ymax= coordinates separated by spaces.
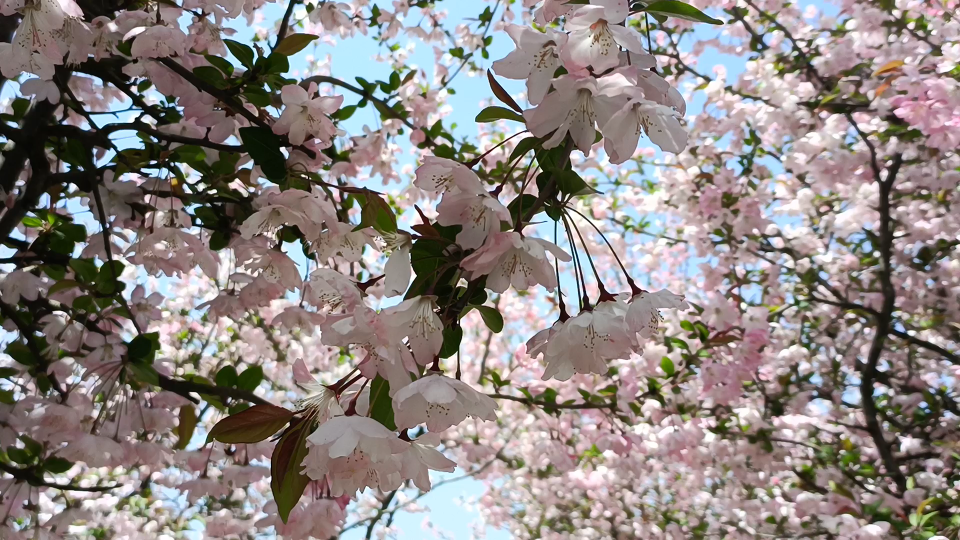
xmin=494 ymin=0 xmax=688 ymax=161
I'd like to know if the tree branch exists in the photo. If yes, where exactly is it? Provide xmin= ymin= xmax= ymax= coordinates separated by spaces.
xmin=102 ymin=123 xmax=243 ymax=153
xmin=489 ymin=393 xmax=615 ymax=410
xmin=0 ymin=462 xmax=119 ymax=493
xmin=157 ymin=374 xmax=271 ymax=406
xmin=859 ymin=154 xmax=906 ymax=494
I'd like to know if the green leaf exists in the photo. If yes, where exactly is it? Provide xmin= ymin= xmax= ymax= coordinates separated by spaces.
xmin=474 ymin=306 xmax=504 ymax=333
xmin=641 ymin=0 xmax=723 ymax=24
xmin=507 ymin=194 xmax=539 ymax=224
xmin=439 ymin=324 xmax=463 ymax=358
xmin=556 ymin=169 xmax=598 ymax=198
xmin=237 ymin=366 xmax=264 ymax=392
xmin=43 ymin=457 xmax=73 ymax=474
xmin=95 ymin=261 xmax=125 ymax=295
xmin=193 ymin=66 xmax=226 ymax=88
xmin=273 ymin=33 xmax=319 ymax=56
xmin=47 ymin=280 xmax=81 ymax=295
xmin=264 ymin=53 xmax=289 ymax=75
xmin=127 ymin=333 xmax=160 ymax=363
xmin=475 ymin=106 xmax=525 ymax=124
xmin=22 ymin=217 xmax=43 ymax=228
xmin=368 ymin=375 xmax=396 ymax=431
xmin=208 ymin=403 xmax=294 ymax=444
xmin=215 ymin=366 xmax=239 ymax=388
xmin=175 ymin=405 xmax=198 ymax=450
xmin=204 ymin=55 xmax=234 ymax=76
xmin=331 ymin=105 xmax=357 ymax=121
xmin=209 ymin=230 xmax=231 ymax=251
xmin=660 ymin=357 xmax=676 ymax=377
xmin=271 ymin=417 xmax=313 ymax=523
xmin=356 ymin=191 xmax=397 ymax=234
xmin=69 ymin=258 xmax=98 ymax=282
xmin=59 ymin=223 xmax=86 ymax=242
xmin=239 ymin=126 xmax=287 ymax=181
xmin=242 ymin=87 xmax=272 ymax=107
xmin=508 ymin=135 xmax=540 ymax=164
xmin=224 ymin=39 xmax=255 ymax=68
xmin=7 ymin=448 xmax=32 ymax=465
xmin=19 ymin=436 xmax=41 ymax=457
xmin=127 ymin=362 xmax=159 ymax=386
xmin=5 ymin=342 xmax=35 ymax=366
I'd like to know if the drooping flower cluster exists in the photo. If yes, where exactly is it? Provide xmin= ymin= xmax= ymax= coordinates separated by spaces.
xmin=494 ymin=0 xmax=689 ymax=161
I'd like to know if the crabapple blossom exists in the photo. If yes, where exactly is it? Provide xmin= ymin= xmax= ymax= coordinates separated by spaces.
xmin=602 ymin=94 xmax=688 ymax=160
xmin=493 ymin=25 xmax=568 ymax=105
xmin=561 ymin=0 xmax=643 ymax=73
xmin=413 ymin=156 xmax=484 ymax=194
xmin=625 ymin=289 xmax=689 ymax=339
xmin=523 ymin=73 xmax=627 ymax=154
xmin=460 ymin=232 xmax=571 ymax=292
xmin=399 ymin=432 xmax=457 ymax=491
xmin=392 ymin=374 xmax=499 ymax=432
xmin=536 ymin=300 xmax=634 ymax=380
xmin=304 ymin=268 xmax=364 ymax=312
xmin=273 ymin=84 xmax=344 ymax=146
xmin=302 ymin=416 xmax=408 ymax=496
xmin=382 ymin=231 xmax=413 ymax=297
xmin=382 ymin=295 xmax=444 ymax=365
xmin=0 ymin=270 xmax=44 ymax=304
xmin=436 ymin=189 xmax=511 ymax=249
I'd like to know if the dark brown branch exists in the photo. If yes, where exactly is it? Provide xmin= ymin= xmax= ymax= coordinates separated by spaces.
xmin=157 ymin=374 xmax=271 ymax=406
xmin=489 ymin=393 xmax=615 ymax=410
xmin=890 ymin=329 xmax=960 ymax=366
xmin=859 ymin=154 xmax=906 ymax=494
xmin=274 ymin=0 xmax=300 ymax=49
xmin=102 ymin=122 xmax=243 ymax=153
xmin=0 ymin=462 xmax=119 ymax=493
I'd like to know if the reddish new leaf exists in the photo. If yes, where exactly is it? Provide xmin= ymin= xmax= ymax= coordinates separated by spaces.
xmin=271 ymin=417 xmax=313 ymax=523
xmin=207 ymin=403 xmax=294 ymax=444
xmin=487 ymin=70 xmax=523 ymax=113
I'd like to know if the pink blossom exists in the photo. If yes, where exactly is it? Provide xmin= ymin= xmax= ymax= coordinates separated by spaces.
xmin=523 ymin=74 xmax=627 ymax=154
xmin=273 ymin=84 xmax=344 ymax=146
xmin=460 ymin=232 xmax=571 ymax=293
xmin=436 ymin=190 xmax=511 ymax=249
xmin=392 ymin=374 xmax=499 ymax=431
xmin=562 ymin=0 xmax=643 ymax=73
xmin=302 ymin=416 xmax=408 ymax=497
xmin=129 ymin=26 xmax=187 ymax=58
xmin=493 ymin=25 xmax=568 ymax=105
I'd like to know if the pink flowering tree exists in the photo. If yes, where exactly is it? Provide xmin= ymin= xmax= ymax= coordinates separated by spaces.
xmin=1 ymin=0 xmax=958 ymax=538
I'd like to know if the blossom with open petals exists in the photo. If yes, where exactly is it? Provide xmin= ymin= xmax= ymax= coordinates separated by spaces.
xmin=625 ymin=289 xmax=689 ymax=339
xmin=562 ymin=0 xmax=644 ymax=73
xmin=383 ymin=296 xmax=443 ymax=365
xmin=436 ymin=190 xmax=511 ymax=249
xmin=302 ymin=416 xmax=408 ymax=497
xmin=273 ymin=84 xmax=344 ymax=146
xmin=413 ymin=156 xmax=484 ymax=194
xmin=523 ymin=74 xmax=627 ymax=154
xmin=536 ymin=300 xmax=633 ymax=381
xmin=392 ymin=374 xmax=499 ymax=431
xmin=399 ymin=432 xmax=456 ymax=491
xmin=460 ymin=232 xmax=571 ymax=293
xmin=492 ymin=25 xmax=567 ymax=105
